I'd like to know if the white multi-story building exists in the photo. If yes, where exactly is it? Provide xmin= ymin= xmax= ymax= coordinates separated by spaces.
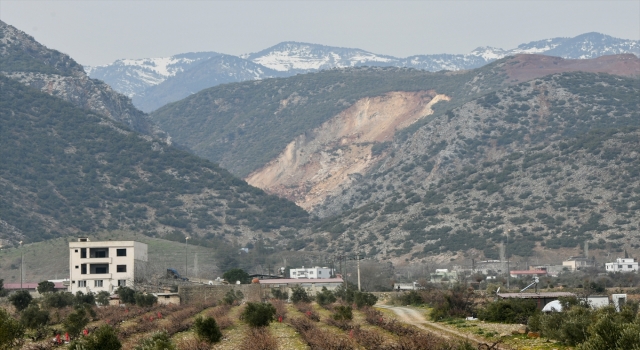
xmin=69 ymin=238 xmax=148 ymax=294
xmin=290 ymin=266 xmax=333 ymax=279
xmin=605 ymin=258 xmax=638 ymax=272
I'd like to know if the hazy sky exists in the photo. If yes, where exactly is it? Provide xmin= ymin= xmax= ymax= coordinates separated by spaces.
xmin=1 ymin=1 xmax=638 ymax=66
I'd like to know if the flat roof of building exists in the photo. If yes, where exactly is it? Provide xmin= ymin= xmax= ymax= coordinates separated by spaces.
xmin=69 ymin=240 xmax=147 ymax=248
xmin=498 ymin=292 xmax=575 ymax=299
xmin=259 ymin=278 xmax=343 ymax=284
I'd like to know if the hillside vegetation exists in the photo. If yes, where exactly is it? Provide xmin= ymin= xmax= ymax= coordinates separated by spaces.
xmin=0 ymin=76 xmax=308 ymax=246
xmin=150 ymin=63 xmax=510 ymax=177
xmin=309 ymin=72 xmax=640 ymax=262
xmin=0 ymin=20 xmax=157 ymax=135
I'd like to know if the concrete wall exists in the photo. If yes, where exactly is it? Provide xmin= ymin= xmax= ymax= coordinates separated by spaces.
xmin=178 ymin=284 xmax=264 ymax=304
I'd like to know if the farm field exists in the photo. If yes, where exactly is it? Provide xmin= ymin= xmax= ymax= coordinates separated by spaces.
xmin=2 ymin=297 xmax=483 ymax=350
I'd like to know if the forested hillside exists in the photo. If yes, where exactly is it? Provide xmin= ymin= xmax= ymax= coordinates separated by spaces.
xmin=309 ymin=72 xmax=640 ymax=262
xmin=0 ymin=20 xmax=157 ymax=135
xmin=0 ymin=76 xmax=308 ymax=246
xmin=150 ymin=63 xmax=511 ymax=177
xmin=150 ymin=54 xmax=639 ymax=180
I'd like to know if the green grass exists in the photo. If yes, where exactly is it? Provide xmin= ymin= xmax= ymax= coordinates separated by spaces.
xmin=0 ymin=230 xmax=220 ymax=284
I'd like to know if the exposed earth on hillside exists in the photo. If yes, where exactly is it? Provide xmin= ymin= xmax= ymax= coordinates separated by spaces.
xmin=246 ymin=91 xmax=450 ymax=210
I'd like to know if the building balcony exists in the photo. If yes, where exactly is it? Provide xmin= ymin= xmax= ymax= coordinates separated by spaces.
xmin=78 ymin=257 xmax=112 ymax=264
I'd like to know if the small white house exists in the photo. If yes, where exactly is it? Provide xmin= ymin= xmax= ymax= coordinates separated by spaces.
xmin=289 ymin=266 xmax=333 ymax=279
xmin=605 ymin=258 xmax=638 ymax=272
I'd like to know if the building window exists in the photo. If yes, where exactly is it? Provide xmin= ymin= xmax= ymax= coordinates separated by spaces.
xmin=75 ymin=249 xmax=78 ymax=253
xmin=118 ymin=280 xmax=127 ymax=287
xmin=78 ymin=280 xmax=86 ymax=287
xmin=629 ymin=265 xmax=633 ymax=268
xmin=619 ymin=265 xmax=623 ymax=269
xmin=90 ymin=248 xmax=108 ymax=258
xmin=117 ymin=265 xmax=127 ymax=273
xmin=81 ymin=264 xmax=87 ymax=275
xmin=91 ymin=264 xmax=109 ymax=274
xmin=81 ymin=248 xmax=86 ymax=258
xmin=116 ymin=249 xmax=127 ymax=257
xmin=95 ymin=280 xmax=103 ymax=287
xmin=318 ymin=271 xmax=322 ymax=275
xmin=75 ymin=266 xmax=79 ymax=269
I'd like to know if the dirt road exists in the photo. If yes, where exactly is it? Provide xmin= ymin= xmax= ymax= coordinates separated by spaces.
xmin=375 ymin=305 xmax=504 ymax=349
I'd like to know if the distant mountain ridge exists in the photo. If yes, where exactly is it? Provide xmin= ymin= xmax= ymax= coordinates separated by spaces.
xmin=88 ymin=32 xmax=639 ymax=111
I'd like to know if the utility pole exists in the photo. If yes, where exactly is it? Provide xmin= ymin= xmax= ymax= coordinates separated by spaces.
xmin=357 ymin=254 xmax=361 ymax=291
xmin=19 ymin=241 xmax=23 ymax=290
xmin=185 ymin=237 xmax=190 ymax=279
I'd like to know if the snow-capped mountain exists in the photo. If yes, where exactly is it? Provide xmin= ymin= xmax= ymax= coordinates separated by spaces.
xmin=132 ymin=54 xmax=287 ymax=112
xmin=86 ymin=32 xmax=639 ymax=111
xmin=242 ymin=41 xmax=398 ymax=72
xmin=86 ymin=52 xmax=219 ymax=97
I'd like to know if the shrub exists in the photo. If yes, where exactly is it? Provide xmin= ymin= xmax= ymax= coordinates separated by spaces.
xmin=0 ymin=308 xmax=24 ymax=348
xmin=222 ymin=268 xmax=250 ymax=284
xmin=116 ymin=286 xmax=136 ymax=304
xmin=69 ymin=324 xmax=121 ymax=350
xmin=44 ymin=292 xmax=75 ymax=308
xmin=242 ymin=302 xmax=276 ymax=328
xmin=290 ymin=286 xmax=311 ymax=303
xmin=63 ymin=306 xmax=90 ymax=337
xmin=134 ymin=331 xmax=175 ymax=350
xmin=96 ymin=291 xmax=111 ymax=306
xmin=269 ymin=299 xmax=287 ymax=321
xmin=74 ymin=291 xmax=95 ymax=306
xmin=222 ymin=289 xmax=244 ymax=305
xmin=332 ymin=305 xmax=353 ymax=321
xmin=0 ymin=279 xmax=8 ymax=297
xmin=271 ymin=288 xmax=288 ymax=300
xmin=9 ymin=290 xmax=33 ymax=311
xmin=175 ymin=337 xmax=210 ymax=350
xmin=315 ymin=287 xmax=336 ymax=306
xmin=239 ymin=327 xmax=278 ymax=350
xmin=353 ymin=291 xmax=378 ymax=308
xmin=394 ymin=290 xmax=424 ymax=306
xmin=429 ymin=285 xmax=474 ymax=321
xmin=20 ymin=304 xmax=49 ymax=329
xmin=478 ymin=298 xmax=538 ymax=324
xmin=193 ymin=316 xmax=222 ymax=343
xmin=134 ymin=293 xmax=157 ymax=307
xmin=37 ymin=281 xmax=56 ymax=294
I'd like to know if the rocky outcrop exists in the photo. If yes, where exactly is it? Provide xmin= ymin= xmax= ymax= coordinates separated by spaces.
xmin=0 ymin=20 xmax=160 ymax=136
xmin=246 ymin=91 xmax=449 ymax=210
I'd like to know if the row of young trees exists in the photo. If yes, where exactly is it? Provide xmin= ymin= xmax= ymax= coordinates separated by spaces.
xmin=0 ymin=283 xmax=158 ymax=348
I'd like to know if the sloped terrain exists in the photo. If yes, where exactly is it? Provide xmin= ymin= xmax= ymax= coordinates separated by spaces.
xmin=86 ymin=51 xmax=220 ymax=98
xmin=132 ymin=54 xmax=286 ymax=112
xmin=0 ymin=76 xmax=308 ymax=246
xmin=92 ymin=33 xmax=639 ymax=112
xmin=150 ymin=53 xmax=639 ymax=181
xmin=310 ymin=72 xmax=640 ymax=263
xmin=246 ymin=91 xmax=450 ymax=210
xmin=149 ymin=62 xmax=512 ymax=178
xmin=0 ymin=20 xmax=157 ymax=135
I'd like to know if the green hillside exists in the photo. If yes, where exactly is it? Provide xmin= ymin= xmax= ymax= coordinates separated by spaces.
xmin=150 ymin=63 xmax=510 ymax=177
xmin=0 ymin=76 xmax=308 ymax=246
xmin=309 ymin=72 xmax=640 ymax=261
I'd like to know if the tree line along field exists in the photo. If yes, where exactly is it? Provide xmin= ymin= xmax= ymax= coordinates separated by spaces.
xmin=0 ymin=286 xmax=477 ymax=350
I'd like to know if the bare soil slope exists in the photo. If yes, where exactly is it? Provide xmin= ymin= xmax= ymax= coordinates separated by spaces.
xmin=246 ymin=91 xmax=449 ymax=210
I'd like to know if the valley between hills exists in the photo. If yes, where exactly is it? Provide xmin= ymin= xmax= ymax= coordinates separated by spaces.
xmin=1 ymin=18 xmax=640 ymax=281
